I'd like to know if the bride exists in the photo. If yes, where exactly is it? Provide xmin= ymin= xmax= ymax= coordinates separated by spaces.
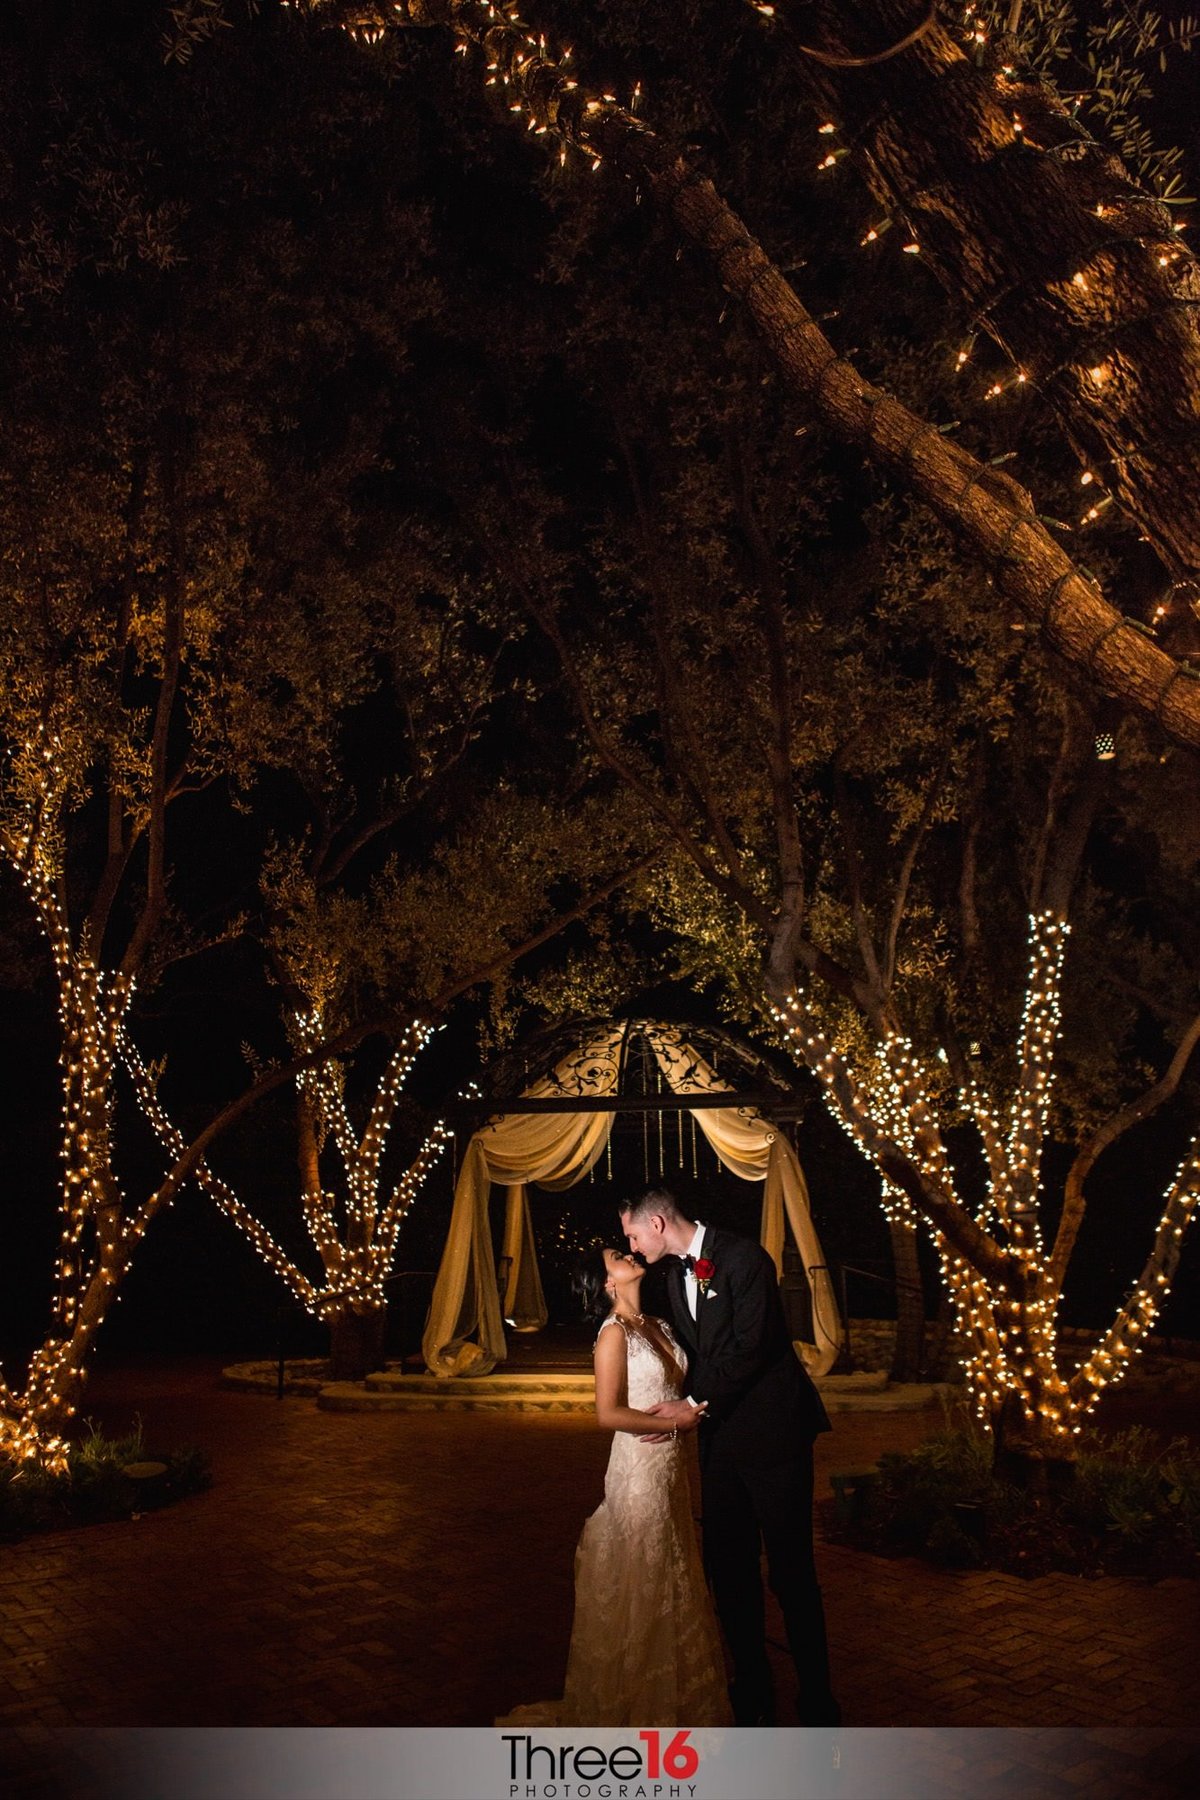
xmin=499 ymin=1247 xmax=732 ymax=1727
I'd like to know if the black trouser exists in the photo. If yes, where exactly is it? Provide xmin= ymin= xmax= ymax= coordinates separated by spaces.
xmin=700 ymin=1436 xmax=836 ymax=1719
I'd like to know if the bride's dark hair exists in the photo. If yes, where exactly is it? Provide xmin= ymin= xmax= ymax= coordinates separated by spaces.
xmin=571 ymin=1243 xmax=616 ymax=1320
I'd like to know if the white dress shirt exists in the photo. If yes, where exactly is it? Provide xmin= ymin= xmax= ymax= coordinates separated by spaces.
xmin=682 ymin=1220 xmax=707 ymax=1321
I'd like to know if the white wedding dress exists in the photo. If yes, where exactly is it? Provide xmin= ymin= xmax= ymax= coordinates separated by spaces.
xmin=499 ymin=1315 xmax=732 ymax=1727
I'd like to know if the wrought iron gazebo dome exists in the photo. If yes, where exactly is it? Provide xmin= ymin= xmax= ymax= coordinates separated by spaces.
xmin=461 ymin=1015 xmax=809 ymax=1122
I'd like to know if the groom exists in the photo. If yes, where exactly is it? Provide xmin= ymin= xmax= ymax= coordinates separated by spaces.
xmin=620 ymin=1186 xmax=840 ymax=1727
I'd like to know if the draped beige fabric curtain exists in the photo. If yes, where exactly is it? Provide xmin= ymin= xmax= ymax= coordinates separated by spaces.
xmin=422 ymin=1028 xmax=621 ymax=1376
xmin=501 ymin=1185 xmax=548 ymax=1333
xmin=422 ymin=1021 xmax=842 ymax=1377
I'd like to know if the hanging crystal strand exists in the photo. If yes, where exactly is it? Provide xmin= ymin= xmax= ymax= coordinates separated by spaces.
xmin=677 ymin=1104 xmax=684 ymax=1170
xmin=657 ymin=1068 xmax=665 ymax=1175
xmin=712 ymin=1053 xmax=724 ymax=1169
xmin=643 ymin=1106 xmax=649 ymax=1182
xmin=691 ymin=1111 xmax=699 ymax=1177
xmin=606 ymin=1127 xmax=613 ymax=1180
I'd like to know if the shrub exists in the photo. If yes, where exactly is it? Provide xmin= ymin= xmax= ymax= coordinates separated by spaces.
xmin=826 ymin=1414 xmax=1200 ymax=1578
xmin=0 ymin=1417 xmax=210 ymax=1541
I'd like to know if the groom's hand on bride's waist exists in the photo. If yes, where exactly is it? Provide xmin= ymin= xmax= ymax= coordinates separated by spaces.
xmin=642 ymin=1398 xmax=707 ymax=1442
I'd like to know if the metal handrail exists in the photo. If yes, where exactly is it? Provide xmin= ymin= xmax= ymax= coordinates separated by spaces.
xmin=838 ymin=1259 xmax=926 ymax=1295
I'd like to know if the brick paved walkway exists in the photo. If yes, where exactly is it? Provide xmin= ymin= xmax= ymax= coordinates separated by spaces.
xmin=0 ymin=1357 xmax=1195 ymax=1768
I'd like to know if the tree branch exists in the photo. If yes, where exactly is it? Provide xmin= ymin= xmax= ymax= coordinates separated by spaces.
xmin=1049 ymin=1006 xmax=1200 ymax=1293
xmin=428 ymin=846 xmax=662 ymax=1014
xmin=347 ymin=0 xmax=1200 ymax=752
xmin=616 ymin=423 xmax=760 ymax=901
xmin=832 ymin=765 xmax=885 ymax=995
xmin=723 ymin=432 xmax=810 ymax=990
xmin=499 ymin=533 xmax=772 ymax=928
xmin=123 ymin=426 xmax=187 ymax=976
xmin=883 ymin=746 xmax=949 ymax=993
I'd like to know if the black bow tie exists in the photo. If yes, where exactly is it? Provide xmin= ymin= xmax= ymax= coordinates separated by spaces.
xmin=680 ymin=1255 xmax=696 ymax=1272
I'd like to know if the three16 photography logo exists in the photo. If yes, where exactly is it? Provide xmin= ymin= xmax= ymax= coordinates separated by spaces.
xmin=501 ymin=1729 xmax=701 ymax=1799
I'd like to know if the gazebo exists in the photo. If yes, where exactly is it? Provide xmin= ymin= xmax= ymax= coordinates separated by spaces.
xmin=423 ymin=1019 xmax=843 ymax=1378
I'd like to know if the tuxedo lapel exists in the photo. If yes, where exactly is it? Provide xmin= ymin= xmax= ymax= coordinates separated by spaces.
xmin=669 ymin=1257 xmax=697 ymax=1353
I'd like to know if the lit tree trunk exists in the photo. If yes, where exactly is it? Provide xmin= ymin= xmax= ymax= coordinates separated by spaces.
xmin=125 ymin=1012 xmax=451 ymax=1375
xmin=0 ymin=776 xmax=140 ymax=1458
xmin=293 ymin=1086 xmax=390 ymax=1379
xmin=125 ymin=857 xmax=646 ymax=1383
xmin=761 ymin=910 xmax=1200 ymax=1484
xmin=296 ymin=1087 xmax=324 ymax=1204
xmin=984 ymin=1253 xmax=1075 ymax=1490
xmin=326 ymin=1293 xmax=388 ymax=1381
xmin=338 ymin=0 xmax=1200 ymax=750
xmin=763 ymin=0 xmax=1200 ymax=583
xmin=992 ymin=1397 xmax=1075 ymax=1491
xmin=922 ymin=1286 xmax=956 ymax=1380
xmin=0 ymin=951 xmax=375 ymax=1463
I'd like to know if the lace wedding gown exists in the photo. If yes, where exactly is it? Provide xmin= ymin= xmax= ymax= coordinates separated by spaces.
xmin=499 ymin=1315 xmax=731 ymax=1727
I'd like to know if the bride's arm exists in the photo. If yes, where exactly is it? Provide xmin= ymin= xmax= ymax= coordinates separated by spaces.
xmin=593 ymin=1327 xmax=702 ymax=1436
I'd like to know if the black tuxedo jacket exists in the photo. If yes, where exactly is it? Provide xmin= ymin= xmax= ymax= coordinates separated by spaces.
xmin=667 ymin=1225 xmax=831 ymax=1463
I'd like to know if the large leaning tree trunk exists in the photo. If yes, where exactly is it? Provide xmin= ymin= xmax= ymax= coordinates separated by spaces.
xmin=750 ymin=0 xmax=1200 ymax=587
xmin=310 ymin=0 xmax=1200 ymax=752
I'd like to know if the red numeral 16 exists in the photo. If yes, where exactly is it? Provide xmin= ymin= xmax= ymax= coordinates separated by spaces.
xmin=638 ymin=1729 xmax=700 ymax=1779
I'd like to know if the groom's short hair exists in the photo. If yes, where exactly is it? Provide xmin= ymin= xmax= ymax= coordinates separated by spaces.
xmin=623 ymin=1185 xmax=688 ymax=1226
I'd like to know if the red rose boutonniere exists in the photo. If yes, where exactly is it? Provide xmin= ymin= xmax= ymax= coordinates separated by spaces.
xmin=693 ymin=1256 xmax=716 ymax=1297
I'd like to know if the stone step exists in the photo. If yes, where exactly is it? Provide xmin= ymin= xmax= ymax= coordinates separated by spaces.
xmin=317 ymin=1368 xmax=952 ymax=1414
xmin=816 ymin=1370 xmax=891 ymax=1394
xmin=364 ymin=1369 xmax=593 ymax=1397
xmin=820 ymin=1381 xmax=955 ymax=1413
xmin=227 ymin=1359 xmax=952 ymax=1414
xmin=318 ymin=1381 xmax=594 ymax=1415
xmin=222 ymin=1359 xmax=335 ymax=1396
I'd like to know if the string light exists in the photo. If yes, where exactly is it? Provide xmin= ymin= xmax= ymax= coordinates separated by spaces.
xmin=766 ymin=911 xmax=1191 ymax=1453
xmin=0 ymin=730 xmax=149 ymax=1466
xmin=0 ymin=722 xmax=450 ymax=1460
xmin=126 ymin=1010 xmax=448 ymax=1326
xmin=184 ymin=0 xmax=1200 ymax=1445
